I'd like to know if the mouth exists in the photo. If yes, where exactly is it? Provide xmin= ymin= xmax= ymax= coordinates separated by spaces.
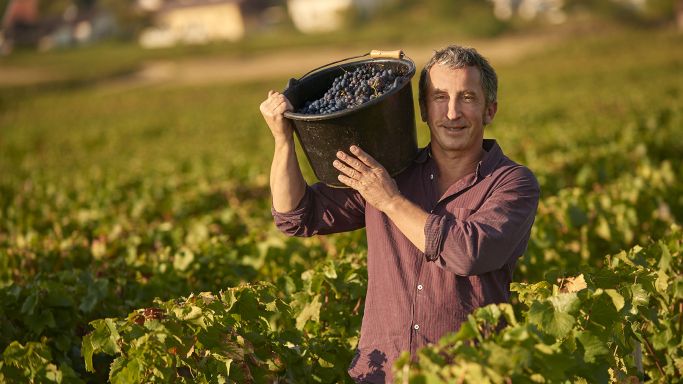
xmin=442 ymin=125 xmax=467 ymax=132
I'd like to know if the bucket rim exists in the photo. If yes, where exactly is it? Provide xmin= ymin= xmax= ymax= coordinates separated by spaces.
xmin=283 ymin=58 xmax=416 ymax=122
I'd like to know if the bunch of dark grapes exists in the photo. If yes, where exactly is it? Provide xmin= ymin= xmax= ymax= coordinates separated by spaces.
xmin=298 ymin=65 xmax=403 ymax=115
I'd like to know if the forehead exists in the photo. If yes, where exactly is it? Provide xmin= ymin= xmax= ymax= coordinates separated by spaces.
xmin=427 ymin=64 xmax=483 ymax=92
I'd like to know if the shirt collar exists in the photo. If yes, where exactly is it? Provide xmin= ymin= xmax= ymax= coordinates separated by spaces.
xmin=414 ymin=139 xmax=503 ymax=178
xmin=478 ymin=139 xmax=502 ymax=178
xmin=414 ymin=144 xmax=431 ymax=164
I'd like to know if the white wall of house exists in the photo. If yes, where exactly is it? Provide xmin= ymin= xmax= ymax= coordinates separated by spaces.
xmin=287 ymin=0 xmax=352 ymax=33
xmin=140 ymin=2 xmax=244 ymax=48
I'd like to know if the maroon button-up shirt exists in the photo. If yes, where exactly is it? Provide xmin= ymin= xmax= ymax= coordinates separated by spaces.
xmin=272 ymin=139 xmax=540 ymax=383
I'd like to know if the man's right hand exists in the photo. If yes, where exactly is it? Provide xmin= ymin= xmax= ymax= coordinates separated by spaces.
xmin=260 ymin=90 xmax=294 ymax=143
xmin=261 ymin=90 xmax=306 ymax=213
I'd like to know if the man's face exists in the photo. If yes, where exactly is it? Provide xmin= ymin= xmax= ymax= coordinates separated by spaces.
xmin=420 ymin=64 xmax=497 ymax=157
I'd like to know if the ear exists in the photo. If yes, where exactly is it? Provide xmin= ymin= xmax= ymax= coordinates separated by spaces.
xmin=483 ymin=101 xmax=498 ymax=125
xmin=419 ymin=99 xmax=427 ymax=122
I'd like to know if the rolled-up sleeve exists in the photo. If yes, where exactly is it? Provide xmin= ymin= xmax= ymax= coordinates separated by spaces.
xmin=272 ymin=183 xmax=366 ymax=237
xmin=424 ymin=166 xmax=540 ymax=276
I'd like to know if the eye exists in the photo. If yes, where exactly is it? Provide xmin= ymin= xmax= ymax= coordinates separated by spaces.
xmin=433 ymin=94 xmax=448 ymax=101
xmin=463 ymin=94 xmax=476 ymax=102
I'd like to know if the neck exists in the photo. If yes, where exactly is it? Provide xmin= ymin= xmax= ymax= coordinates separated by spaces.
xmin=432 ymin=145 xmax=484 ymax=189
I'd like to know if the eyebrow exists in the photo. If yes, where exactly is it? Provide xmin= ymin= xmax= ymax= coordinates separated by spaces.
xmin=430 ymin=88 xmax=479 ymax=95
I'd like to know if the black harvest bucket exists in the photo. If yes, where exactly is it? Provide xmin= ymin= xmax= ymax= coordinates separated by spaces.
xmin=283 ymin=50 xmax=418 ymax=187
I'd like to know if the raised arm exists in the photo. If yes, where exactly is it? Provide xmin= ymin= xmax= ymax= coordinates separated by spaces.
xmin=261 ymin=91 xmax=366 ymax=237
xmin=259 ymin=90 xmax=306 ymax=213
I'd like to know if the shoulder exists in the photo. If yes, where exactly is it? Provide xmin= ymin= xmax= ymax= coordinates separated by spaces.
xmin=393 ymin=146 xmax=429 ymax=183
xmin=491 ymin=156 xmax=540 ymax=195
xmin=482 ymin=140 xmax=536 ymax=185
xmin=500 ymin=158 xmax=537 ymax=182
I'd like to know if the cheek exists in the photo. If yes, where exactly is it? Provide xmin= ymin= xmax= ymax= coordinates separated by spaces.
xmin=427 ymin=103 xmax=445 ymax=120
xmin=464 ymin=105 xmax=486 ymax=121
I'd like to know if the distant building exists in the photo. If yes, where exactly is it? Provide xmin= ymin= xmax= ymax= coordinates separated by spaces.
xmin=38 ymin=6 xmax=117 ymax=51
xmin=286 ymin=0 xmax=390 ymax=34
xmin=489 ymin=0 xmax=682 ymax=24
xmin=0 ymin=0 xmax=116 ymax=53
xmin=2 ymin=0 xmax=38 ymax=28
xmin=139 ymin=0 xmax=276 ymax=48
xmin=1 ymin=0 xmax=40 ymax=53
xmin=286 ymin=0 xmax=352 ymax=33
xmin=489 ymin=0 xmax=566 ymax=24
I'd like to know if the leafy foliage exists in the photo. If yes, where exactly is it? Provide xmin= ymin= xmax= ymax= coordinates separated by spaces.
xmin=1 ymin=29 xmax=681 ymax=383
xmin=1 ymin=340 xmax=83 ymax=383
xmin=395 ymin=228 xmax=683 ymax=382
xmin=82 ymin=251 xmax=367 ymax=383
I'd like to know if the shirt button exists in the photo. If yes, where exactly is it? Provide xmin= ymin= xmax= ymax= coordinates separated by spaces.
xmin=429 ymin=173 xmax=434 ymax=180
xmin=414 ymin=324 xmax=420 ymax=330
xmin=417 ymin=284 xmax=423 ymax=291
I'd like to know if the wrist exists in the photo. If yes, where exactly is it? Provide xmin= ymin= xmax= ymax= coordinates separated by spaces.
xmin=381 ymin=194 xmax=406 ymax=216
xmin=273 ymin=134 xmax=295 ymax=148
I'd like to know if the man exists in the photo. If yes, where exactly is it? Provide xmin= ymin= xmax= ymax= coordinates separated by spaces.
xmin=259 ymin=45 xmax=540 ymax=383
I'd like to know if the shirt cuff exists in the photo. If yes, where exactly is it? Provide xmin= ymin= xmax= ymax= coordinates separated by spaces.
xmin=424 ymin=213 xmax=448 ymax=261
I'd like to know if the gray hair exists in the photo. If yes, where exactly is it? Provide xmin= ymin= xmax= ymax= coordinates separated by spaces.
xmin=418 ymin=45 xmax=498 ymax=108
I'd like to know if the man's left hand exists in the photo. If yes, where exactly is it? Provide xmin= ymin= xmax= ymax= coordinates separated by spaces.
xmin=333 ymin=146 xmax=401 ymax=212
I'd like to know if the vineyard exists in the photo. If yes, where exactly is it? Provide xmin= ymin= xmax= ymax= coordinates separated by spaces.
xmin=1 ymin=28 xmax=682 ymax=383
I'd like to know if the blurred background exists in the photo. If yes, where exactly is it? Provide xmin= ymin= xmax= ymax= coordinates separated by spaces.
xmin=1 ymin=0 xmax=681 ymax=85
xmin=1 ymin=0 xmax=682 ymax=52
xmin=1 ymin=2 xmax=682 ymax=382
xmin=1 ymin=0 xmax=681 ymax=178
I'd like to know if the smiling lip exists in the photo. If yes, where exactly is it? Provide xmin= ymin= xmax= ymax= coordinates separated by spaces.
xmin=443 ymin=125 xmax=467 ymax=131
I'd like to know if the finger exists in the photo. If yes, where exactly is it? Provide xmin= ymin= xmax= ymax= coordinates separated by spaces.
xmin=262 ymin=94 xmax=279 ymax=109
xmin=333 ymin=160 xmax=359 ymax=179
xmin=272 ymin=95 xmax=293 ymax=112
xmin=350 ymin=145 xmax=383 ymax=168
xmin=273 ymin=99 xmax=287 ymax=112
xmin=337 ymin=174 xmax=360 ymax=189
xmin=269 ymin=94 xmax=290 ymax=112
xmin=336 ymin=151 xmax=371 ymax=173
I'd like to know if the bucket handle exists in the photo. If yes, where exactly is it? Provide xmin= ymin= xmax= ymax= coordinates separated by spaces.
xmin=286 ymin=49 xmax=409 ymax=92
xmin=297 ymin=49 xmax=405 ymax=82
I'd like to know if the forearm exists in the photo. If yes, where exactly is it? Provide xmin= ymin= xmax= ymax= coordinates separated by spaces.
xmin=332 ymin=145 xmax=429 ymax=251
xmin=423 ymin=171 xmax=540 ymax=275
xmin=270 ymin=137 xmax=306 ymax=213
xmin=383 ymin=196 xmax=429 ymax=252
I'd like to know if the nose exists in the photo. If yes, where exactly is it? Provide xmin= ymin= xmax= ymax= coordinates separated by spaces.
xmin=447 ymin=98 xmax=460 ymax=120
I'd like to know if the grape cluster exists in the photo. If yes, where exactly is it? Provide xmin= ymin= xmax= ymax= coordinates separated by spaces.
xmin=298 ymin=65 xmax=403 ymax=115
